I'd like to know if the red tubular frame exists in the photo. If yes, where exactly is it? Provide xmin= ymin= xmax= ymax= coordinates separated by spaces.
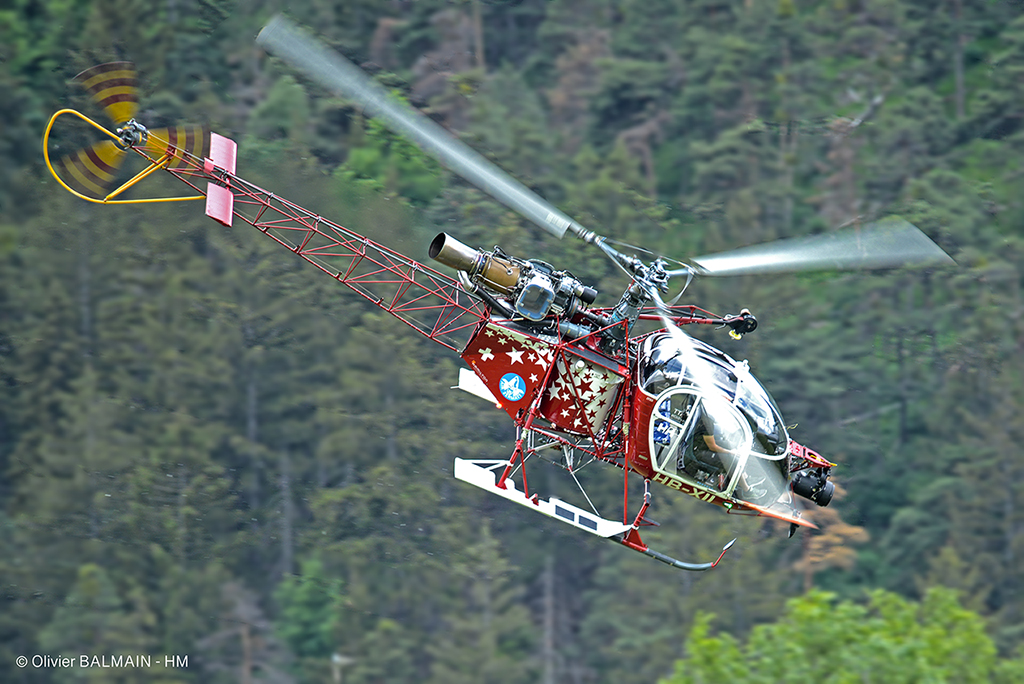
xmin=150 ymin=145 xmax=489 ymax=352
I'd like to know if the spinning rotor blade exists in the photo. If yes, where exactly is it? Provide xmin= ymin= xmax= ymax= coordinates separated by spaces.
xmin=52 ymin=62 xmax=141 ymax=197
xmin=256 ymin=15 xmax=589 ymax=241
xmin=53 ymin=62 xmax=140 ymax=198
xmin=689 ymin=218 xmax=953 ymax=277
xmin=144 ymin=125 xmax=211 ymax=169
xmin=55 ymin=62 xmax=211 ymax=198
xmin=649 ymin=289 xmax=721 ymax=395
xmin=56 ymin=139 xmax=127 ymax=199
xmin=74 ymin=62 xmax=139 ymax=126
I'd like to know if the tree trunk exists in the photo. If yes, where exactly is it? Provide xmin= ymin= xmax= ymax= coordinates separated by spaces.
xmin=385 ymin=380 xmax=398 ymax=462
xmin=280 ymin=449 xmax=293 ymax=577
xmin=247 ymin=373 xmax=261 ymax=511
xmin=803 ymin=532 xmax=813 ymax=592
xmin=542 ymin=553 xmax=556 ymax=684
xmin=176 ymin=463 xmax=188 ymax=563
xmin=240 ymin=621 xmax=253 ymax=684
xmin=896 ymin=332 xmax=908 ymax=447
xmin=952 ymin=0 xmax=966 ymax=120
xmin=79 ymin=216 xmax=99 ymax=538
xmin=78 ymin=216 xmax=93 ymax=359
xmin=473 ymin=0 xmax=485 ymax=72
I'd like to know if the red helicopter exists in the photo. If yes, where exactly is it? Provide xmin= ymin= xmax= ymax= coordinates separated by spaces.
xmin=44 ymin=16 xmax=953 ymax=571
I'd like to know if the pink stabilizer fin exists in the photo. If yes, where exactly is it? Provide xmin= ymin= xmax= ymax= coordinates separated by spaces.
xmin=205 ymin=183 xmax=234 ymax=227
xmin=209 ymin=133 xmax=237 ymax=174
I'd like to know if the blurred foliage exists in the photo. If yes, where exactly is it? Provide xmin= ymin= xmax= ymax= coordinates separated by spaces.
xmin=663 ymin=588 xmax=1024 ymax=684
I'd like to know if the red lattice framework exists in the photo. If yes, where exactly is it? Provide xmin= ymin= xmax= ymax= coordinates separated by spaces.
xmin=154 ymin=141 xmax=489 ymax=353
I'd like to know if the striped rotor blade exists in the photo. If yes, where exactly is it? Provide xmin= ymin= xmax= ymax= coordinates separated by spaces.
xmin=56 ymin=139 xmax=127 ymax=198
xmin=74 ymin=62 xmax=139 ymax=126
xmin=144 ymin=125 xmax=211 ymax=169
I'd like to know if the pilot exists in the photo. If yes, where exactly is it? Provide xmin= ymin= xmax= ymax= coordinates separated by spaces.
xmin=679 ymin=399 xmax=768 ymax=501
xmin=679 ymin=401 xmax=736 ymax=487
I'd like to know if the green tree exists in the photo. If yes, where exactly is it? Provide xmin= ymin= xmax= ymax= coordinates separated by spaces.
xmin=274 ymin=556 xmax=345 ymax=680
xmin=427 ymin=522 xmax=537 ymax=684
xmin=339 ymin=115 xmax=444 ymax=205
xmin=577 ymin=491 xmax=790 ymax=684
xmin=37 ymin=564 xmax=156 ymax=684
xmin=662 ymin=588 xmax=1024 ymax=684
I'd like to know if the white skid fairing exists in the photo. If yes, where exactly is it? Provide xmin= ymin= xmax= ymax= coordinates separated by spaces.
xmin=454 ymin=458 xmax=631 ymax=538
xmin=453 ymin=367 xmax=500 ymax=404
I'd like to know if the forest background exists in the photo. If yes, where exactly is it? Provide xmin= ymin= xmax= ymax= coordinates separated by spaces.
xmin=3 ymin=0 xmax=1024 ymax=682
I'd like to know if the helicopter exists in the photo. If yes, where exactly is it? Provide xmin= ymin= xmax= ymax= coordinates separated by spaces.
xmin=43 ymin=16 xmax=954 ymax=572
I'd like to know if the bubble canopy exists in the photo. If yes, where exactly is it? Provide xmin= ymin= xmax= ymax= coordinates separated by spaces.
xmin=639 ymin=333 xmax=790 ymax=502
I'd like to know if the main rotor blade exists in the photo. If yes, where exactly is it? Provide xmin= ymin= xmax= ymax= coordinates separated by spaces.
xmin=648 ymin=290 xmax=730 ymax=411
xmin=690 ymin=218 xmax=954 ymax=277
xmin=257 ymin=15 xmax=586 ymax=240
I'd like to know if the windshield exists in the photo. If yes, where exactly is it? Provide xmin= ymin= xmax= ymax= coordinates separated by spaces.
xmin=734 ymin=366 xmax=788 ymax=457
xmin=649 ymin=387 xmax=791 ymax=504
xmin=640 ymin=333 xmax=789 ymax=459
xmin=639 ymin=333 xmax=736 ymax=398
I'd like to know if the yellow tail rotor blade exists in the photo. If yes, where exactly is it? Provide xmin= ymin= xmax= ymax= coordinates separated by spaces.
xmin=56 ymin=139 xmax=127 ymax=199
xmin=144 ymin=125 xmax=211 ymax=169
xmin=74 ymin=62 xmax=139 ymax=126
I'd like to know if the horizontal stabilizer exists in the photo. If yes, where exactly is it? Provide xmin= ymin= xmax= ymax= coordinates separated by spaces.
xmin=205 ymin=183 xmax=234 ymax=227
xmin=209 ymin=133 xmax=237 ymax=174
xmin=454 ymin=458 xmax=631 ymax=538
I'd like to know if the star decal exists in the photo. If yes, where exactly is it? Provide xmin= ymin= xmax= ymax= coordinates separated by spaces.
xmin=530 ymin=374 xmax=538 ymax=383
xmin=506 ymin=349 xmax=525 ymax=365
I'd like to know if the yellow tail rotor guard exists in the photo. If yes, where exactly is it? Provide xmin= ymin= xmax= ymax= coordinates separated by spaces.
xmin=44 ymin=109 xmax=205 ymax=205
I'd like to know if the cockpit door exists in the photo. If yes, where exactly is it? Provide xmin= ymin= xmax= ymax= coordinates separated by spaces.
xmin=649 ymin=387 xmax=754 ymax=497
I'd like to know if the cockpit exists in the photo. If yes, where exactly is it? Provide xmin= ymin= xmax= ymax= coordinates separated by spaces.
xmin=639 ymin=332 xmax=790 ymax=504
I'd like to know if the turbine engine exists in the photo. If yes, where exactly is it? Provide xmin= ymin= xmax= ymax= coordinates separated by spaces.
xmin=429 ymin=232 xmax=598 ymax=323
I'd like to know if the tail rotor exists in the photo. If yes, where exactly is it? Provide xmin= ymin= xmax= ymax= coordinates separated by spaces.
xmin=51 ymin=62 xmax=211 ymax=199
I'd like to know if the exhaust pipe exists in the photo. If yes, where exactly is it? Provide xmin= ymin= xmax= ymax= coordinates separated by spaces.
xmin=429 ymin=233 xmax=521 ymax=294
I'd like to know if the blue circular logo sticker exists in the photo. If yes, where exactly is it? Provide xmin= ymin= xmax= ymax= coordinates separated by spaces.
xmin=499 ymin=373 xmax=527 ymax=402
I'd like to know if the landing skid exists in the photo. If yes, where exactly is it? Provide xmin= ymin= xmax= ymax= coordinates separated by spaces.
xmin=454 ymin=458 xmax=631 ymax=538
xmin=454 ymin=458 xmax=735 ymax=571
